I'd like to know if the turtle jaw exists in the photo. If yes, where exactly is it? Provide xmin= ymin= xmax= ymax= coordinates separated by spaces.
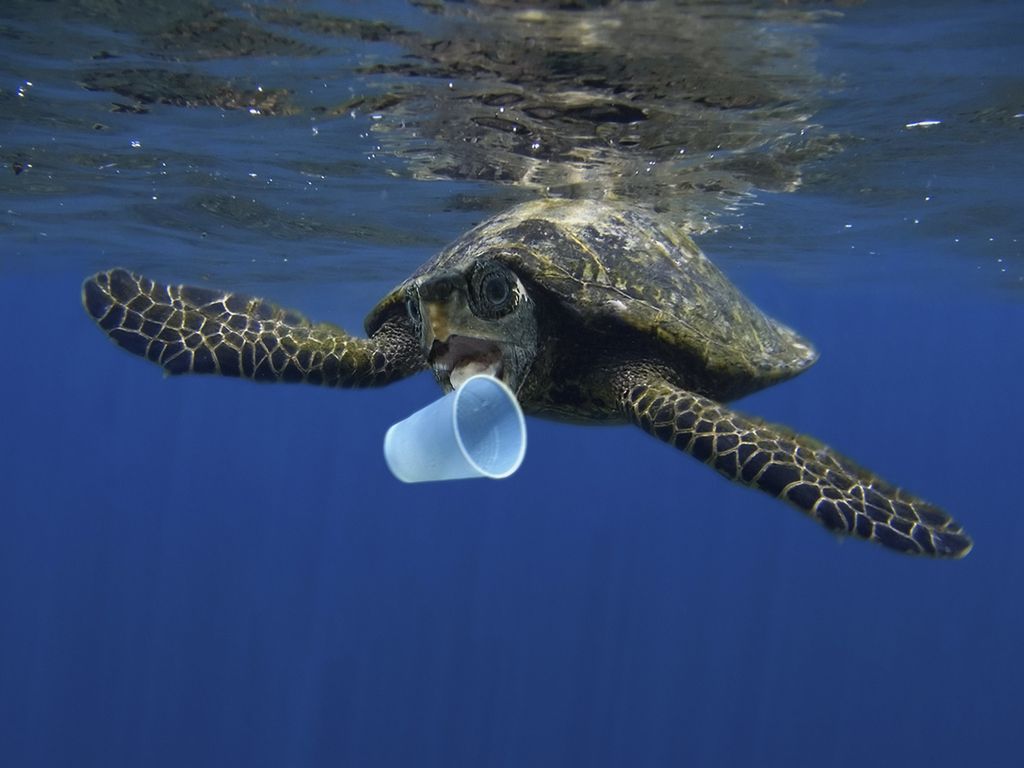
xmin=429 ymin=335 xmax=507 ymax=391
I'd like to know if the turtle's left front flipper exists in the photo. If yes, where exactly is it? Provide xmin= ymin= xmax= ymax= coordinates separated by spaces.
xmin=619 ymin=374 xmax=972 ymax=558
xmin=83 ymin=269 xmax=426 ymax=387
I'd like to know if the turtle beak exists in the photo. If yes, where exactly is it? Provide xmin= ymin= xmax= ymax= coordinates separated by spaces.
xmin=416 ymin=271 xmax=462 ymax=350
xmin=421 ymin=298 xmax=456 ymax=350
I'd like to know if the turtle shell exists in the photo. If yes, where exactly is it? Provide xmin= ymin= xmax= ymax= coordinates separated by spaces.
xmin=367 ymin=199 xmax=817 ymax=399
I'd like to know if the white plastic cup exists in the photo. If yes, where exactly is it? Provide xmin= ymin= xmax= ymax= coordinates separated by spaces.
xmin=384 ymin=374 xmax=527 ymax=483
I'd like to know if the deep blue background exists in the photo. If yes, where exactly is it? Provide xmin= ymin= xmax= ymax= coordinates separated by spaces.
xmin=3 ymin=241 xmax=1021 ymax=767
xmin=2 ymin=1 xmax=1023 ymax=766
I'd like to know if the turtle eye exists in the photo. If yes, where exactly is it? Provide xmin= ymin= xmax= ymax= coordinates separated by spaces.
xmin=482 ymin=272 xmax=510 ymax=307
xmin=405 ymin=293 xmax=421 ymax=324
xmin=469 ymin=261 xmax=517 ymax=319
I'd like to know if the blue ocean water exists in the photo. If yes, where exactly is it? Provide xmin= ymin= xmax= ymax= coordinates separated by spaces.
xmin=1 ymin=1 xmax=1022 ymax=767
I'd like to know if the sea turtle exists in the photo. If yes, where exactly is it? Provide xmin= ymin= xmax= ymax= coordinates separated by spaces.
xmin=82 ymin=199 xmax=971 ymax=557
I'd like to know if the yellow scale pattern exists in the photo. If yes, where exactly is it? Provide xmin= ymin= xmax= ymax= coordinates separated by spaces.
xmin=621 ymin=377 xmax=972 ymax=557
xmin=82 ymin=269 xmax=425 ymax=387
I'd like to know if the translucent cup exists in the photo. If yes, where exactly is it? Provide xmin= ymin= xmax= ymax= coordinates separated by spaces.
xmin=383 ymin=374 xmax=527 ymax=483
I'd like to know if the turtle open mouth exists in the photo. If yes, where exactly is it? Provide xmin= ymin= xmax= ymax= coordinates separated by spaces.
xmin=429 ymin=335 xmax=504 ymax=390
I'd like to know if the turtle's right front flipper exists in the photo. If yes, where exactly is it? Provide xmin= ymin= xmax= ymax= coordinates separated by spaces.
xmin=83 ymin=269 xmax=426 ymax=387
xmin=620 ymin=374 xmax=972 ymax=558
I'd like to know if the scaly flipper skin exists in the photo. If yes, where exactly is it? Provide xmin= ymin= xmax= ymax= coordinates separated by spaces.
xmin=82 ymin=269 xmax=425 ymax=386
xmin=620 ymin=373 xmax=972 ymax=557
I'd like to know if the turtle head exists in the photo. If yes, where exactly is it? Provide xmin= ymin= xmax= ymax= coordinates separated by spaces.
xmin=406 ymin=258 xmax=538 ymax=394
